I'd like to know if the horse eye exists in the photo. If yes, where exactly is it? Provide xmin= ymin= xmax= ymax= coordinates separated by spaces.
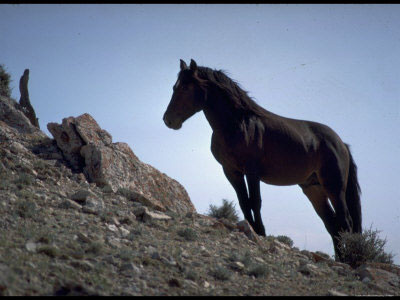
xmin=181 ymin=85 xmax=188 ymax=90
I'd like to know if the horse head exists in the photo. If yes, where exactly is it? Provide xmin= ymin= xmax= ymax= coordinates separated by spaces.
xmin=163 ymin=59 xmax=207 ymax=129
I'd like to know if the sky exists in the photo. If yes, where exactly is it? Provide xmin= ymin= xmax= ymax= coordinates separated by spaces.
xmin=1 ymin=4 xmax=399 ymax=263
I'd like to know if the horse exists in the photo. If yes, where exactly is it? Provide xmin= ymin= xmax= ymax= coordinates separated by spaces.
xmin=163 ymin=59 xmax=362 ymax=261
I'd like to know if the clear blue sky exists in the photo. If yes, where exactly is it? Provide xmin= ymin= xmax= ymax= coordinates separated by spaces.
xmin=1 ymin=4 xmax=399 ymax=262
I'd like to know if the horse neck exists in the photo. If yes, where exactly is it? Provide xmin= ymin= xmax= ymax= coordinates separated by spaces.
xmin=202 ymin=85 xmax=242 ymax=135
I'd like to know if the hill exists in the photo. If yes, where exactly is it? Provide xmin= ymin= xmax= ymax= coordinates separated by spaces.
xmin=0 ymin=78 xmax=399 ymax=295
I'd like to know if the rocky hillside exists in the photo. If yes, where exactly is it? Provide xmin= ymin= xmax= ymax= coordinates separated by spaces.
xmin=0 ymin=92 xmax=399 ymax=296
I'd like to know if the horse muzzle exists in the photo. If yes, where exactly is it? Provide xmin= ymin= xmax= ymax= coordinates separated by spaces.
xmin=163 ymin=113 xmax=182 ymax=130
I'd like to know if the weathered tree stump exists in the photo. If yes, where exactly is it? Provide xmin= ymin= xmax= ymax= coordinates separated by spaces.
xmin=19 ymin=69 xmax=40 ymax=128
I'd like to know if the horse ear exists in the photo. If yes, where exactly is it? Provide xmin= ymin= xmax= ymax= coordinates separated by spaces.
xmin=180 ymin=59 xmax=188 ymax=70
xmin=190 ymin=59 xmax=198 ymax=71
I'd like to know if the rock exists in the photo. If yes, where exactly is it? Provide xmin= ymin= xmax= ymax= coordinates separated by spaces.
xmin=59 ymin=199 xmax=82 ymax=210
xmin=298 ymin=263 xmax=323 ymax=277
xmin=0 ymin=95 xmax=45 ymax=135
xmin=133 ymin=206 xmax=172 ymax=222
xmin=69 ymin=260 xmax=94 ymax=272
xmin=53 ymin=282 xmax=99 ymax=296
xmin=356 ymin=264 xmax=400 ymax=291
xmin=107 ymin=224 xmax=118 ymax=232
xmin=230 ymin=261 xmax=245 ymax=271
xmin=70 ymin=189 xmax=95 ymax=204
xmin=168 ymin=278 xmax=182 ymax=288
xmin=77 ymin=232 xmax=91 ymax=243
xmin=48 ymin=113 xmax=195 ymax=214
xmin=311 ymin=251 xmax=329 ymax=263
xmin=236 ymin=220 xmax=259 ymax=243
xmin=327 ymin=289 xmax=348 ymax=296
xmin=82 ymin=198 xmax=104 ymax=215
xmin=25 ymin=241 xmax=37 ymax=253
xmin=121 ymin=263 xmax=141 ymax=277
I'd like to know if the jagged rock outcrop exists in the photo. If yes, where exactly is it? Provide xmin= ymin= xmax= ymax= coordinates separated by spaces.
xmin=0 ymin=92 xmax=195 ymax=215
xmin=0 ymin=95 xmax=46 ymax=141
xmin=19 ymin=69 xmax=40 ymax=129
xmin=47 ymin=113 xmax=195 ymax=215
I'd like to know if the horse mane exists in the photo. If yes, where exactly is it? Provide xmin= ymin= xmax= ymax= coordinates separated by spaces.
xmin=197 ymin=66 xmax=266 ymax=148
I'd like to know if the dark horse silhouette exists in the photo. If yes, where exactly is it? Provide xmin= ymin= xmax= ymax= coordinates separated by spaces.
xmin=163 ymin=59 xmax=361 ymax=261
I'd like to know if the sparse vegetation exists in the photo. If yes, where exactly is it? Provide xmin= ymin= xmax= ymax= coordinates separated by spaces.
xmin=247 ymin=264 xmax=270 ymax=278
xmin=276 ymin=235 xmax=294 ymax=248
xmin=207 ymin=199 xmax=239 ymax=223
xmin=0 ymin=64 xmax=12 ymax=98
xmin=177 ymin=227 xmax=198 ymax=241
xmin=15 ymin=198 xmax=37 ymax=218
xmin=337 ymin=225 xmax=395 ymax=268
xmin=211 ymin=265 xmax=232 ymax=281
xmin=14 ymin=173 xmax=35 ymax=188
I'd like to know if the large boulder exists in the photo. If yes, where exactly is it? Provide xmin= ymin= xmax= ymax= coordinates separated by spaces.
xmin=47 ymin=113 xmax=195 ymax=215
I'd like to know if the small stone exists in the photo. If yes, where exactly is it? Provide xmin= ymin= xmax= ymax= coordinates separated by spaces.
xmin=298 ymin=263 xmax=321 ymax=276
xmin=121 ymin=263 xmax=141 ymax=277
xmin=59 ymin=199 xmax=82 ymax=210
xmin=119 ymin=227 xmax=130 ymax=237
xmin=25 ymin=241 xmax=37 ymax=252
xmin=77 ymin=232 xmax=91 ymax=243
xmin=134 ymin=206 xmax=172 ymax=222
xmin=168 ymin=278 xmax=182 ymax=288
xmin=151 ymin=251 xmax=161 ymax=260
xmin=230 ymin=261 xmax=245 ymax=271
xmin=70 ymin=189 xmax=93 ymax=203
xmin=107 ymin=224 xmax=118 ymax=232
xmin=328 ymin=289 xmax=348 ymax=296
xmin=70 ymin=260 xmax=94 ymax=271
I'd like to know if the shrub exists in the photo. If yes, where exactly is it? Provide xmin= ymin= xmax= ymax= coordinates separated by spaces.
xmin=177 ymin=227 xmax=198 ymax=241
xmin=247 ymin=264 xmax=270 ymax=278
xmin=14 ymin=173 xmax=34 ymax=188
xmin=207 ymin=199 xmax=239 ymax=222
xmin=276 ymin=235 xmax=294 ymax=248
xmin=0 ymin=64 xmax=12 ymax=98
xmin=15 ymin=198 xmax=37 ymax=218
xmin=337 ymin=225 xmax=395 ymax=268
xmin=211 ymin=265 xmax=232 ymax=281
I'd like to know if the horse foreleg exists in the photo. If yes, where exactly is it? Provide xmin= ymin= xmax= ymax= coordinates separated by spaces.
xmin=246 ymin=173 xmax=266 ymax=236
xmin=223 ymin=167 xmax=255 ymax=227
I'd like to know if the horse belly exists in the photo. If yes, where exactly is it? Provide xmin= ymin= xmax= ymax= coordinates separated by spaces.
xmin=259 ymin=155 xmax=316 ymax=186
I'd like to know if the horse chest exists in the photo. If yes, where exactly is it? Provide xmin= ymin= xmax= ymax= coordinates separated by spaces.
xmin=210 ymin=133 xmax=255 ymax=172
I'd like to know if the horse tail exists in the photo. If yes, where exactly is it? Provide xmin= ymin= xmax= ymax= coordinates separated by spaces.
xmin=345 ymin=144 xmax=362 ymax=233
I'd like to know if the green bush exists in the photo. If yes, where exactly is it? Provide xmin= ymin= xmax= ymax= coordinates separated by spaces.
xmin=207 ymin=199 xmax=239 ymax=222
xmin=210 ymin=265 xmax=232 ymax=281
xmin=276 ymin=235 xmax=294 ymax=248
xmin=15 ymin=198 xmax=37 ymax=218
xmin=177 ymin=227 xmax=198 ymax=241
xmin=0 ymin=64 xmax=11 ymax=98
xmin=247 ymin=264 xmax=269 ymax=278
xmin=337 ymin=225 xmax=395 ymax=268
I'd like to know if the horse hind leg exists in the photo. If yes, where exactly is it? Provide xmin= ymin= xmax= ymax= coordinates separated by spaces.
xmin=317 ymin=163 xmax=353 ymax=235
xmin=300 ymin=184 xmax=339 ymax=257
xmin=317 ymin=154 xmax=355 ymax=261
